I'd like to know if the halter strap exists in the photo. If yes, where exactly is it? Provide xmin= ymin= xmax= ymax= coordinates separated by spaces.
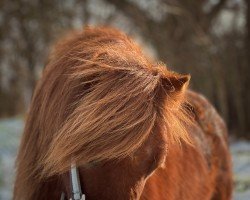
xmin=61 ymin=163 xmax=86 ymax=200
xmin=70 ymin=163 xmax=85 ymax=200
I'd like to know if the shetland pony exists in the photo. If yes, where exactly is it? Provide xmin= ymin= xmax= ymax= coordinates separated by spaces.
xmin=13 ymin=27 xmax=232 ymax=200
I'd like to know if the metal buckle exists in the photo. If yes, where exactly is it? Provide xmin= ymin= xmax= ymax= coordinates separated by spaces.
xmin=70 ymin=163 xmax=85 ymax=200
xmin=60 ymin=162 xmax=86 ymax=200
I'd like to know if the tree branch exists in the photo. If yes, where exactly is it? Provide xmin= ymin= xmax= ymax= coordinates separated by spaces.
xmin=104 ymin=0 xmax=156 ymax=34
xmin=207 ymin=0 xmax=227 ymax=21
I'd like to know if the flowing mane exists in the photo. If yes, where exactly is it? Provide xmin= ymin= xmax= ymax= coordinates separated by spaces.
xmin=14 ymin=27 xmax=193 ymax=200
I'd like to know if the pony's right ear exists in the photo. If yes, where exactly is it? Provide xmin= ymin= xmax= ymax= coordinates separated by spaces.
xmin=162 ymin=73 xmax=190 ymax=94
xmin=158 ymin=73 xmax=190 ymax=108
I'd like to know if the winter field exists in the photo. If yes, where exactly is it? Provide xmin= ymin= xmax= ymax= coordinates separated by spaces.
xmin=0 ymin=118 xmax=250 ymax=200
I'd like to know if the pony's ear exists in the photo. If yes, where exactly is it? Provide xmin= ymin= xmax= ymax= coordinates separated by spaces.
xmin=162 ymin=73 xmax=190 ymax=94
xmin=158 ymin=73 xmax=190 ymax=108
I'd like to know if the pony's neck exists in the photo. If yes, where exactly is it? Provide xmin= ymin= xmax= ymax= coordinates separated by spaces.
xmin=37 ymin=176 xmax=65 ymax=200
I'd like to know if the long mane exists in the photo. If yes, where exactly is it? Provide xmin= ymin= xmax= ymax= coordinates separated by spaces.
xmin=13 ymin=27 xmax=191 ymax=200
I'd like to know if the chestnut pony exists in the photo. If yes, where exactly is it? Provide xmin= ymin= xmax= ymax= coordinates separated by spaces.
xmin=13 ymin=27 xmax=232 ymax=200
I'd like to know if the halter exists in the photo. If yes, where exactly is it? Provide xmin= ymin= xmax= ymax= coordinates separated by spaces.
xmin=61 ymin=163 xmax=86 ymax=200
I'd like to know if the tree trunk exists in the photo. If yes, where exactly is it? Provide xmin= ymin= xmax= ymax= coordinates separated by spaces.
xmin=244 ymin=0 xmax=250 ymax=135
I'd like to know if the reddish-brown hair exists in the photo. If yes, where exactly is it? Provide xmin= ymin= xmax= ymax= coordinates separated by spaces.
xmin=13 ymin=27 xmax=192 ymax=200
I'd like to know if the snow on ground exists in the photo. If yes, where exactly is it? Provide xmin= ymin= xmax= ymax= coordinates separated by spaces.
xmin=231 ymin=141 xmax=250 ymax=200
xmin=0 ymin=118 xmax=23 ymax=200
xmin=0 ymin=118 xmax=250 ymax=200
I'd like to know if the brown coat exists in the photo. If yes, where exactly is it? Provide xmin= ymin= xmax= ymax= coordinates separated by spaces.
xmin=13 ymin=27 xmax=232 ymax=200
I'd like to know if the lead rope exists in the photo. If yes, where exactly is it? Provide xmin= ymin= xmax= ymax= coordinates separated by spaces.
xmin=61 ymin=163 xmax=86 ymax=200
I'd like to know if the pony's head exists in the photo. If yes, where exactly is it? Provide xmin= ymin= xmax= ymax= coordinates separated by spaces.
xmin=14 ymin=27 xmax=191 ymax=200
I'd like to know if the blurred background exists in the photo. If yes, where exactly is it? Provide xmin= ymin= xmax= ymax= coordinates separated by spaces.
xmin=0 ymin=0 xmax=250 ymax=199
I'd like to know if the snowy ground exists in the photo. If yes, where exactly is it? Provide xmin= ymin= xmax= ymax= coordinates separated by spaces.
xmin=0 ymin=118 xmax=250 ymax=200
xmin=231 ymin=141 xmax=250 ymax=199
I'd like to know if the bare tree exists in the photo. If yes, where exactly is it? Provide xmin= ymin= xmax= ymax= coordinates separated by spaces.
xmin=244 ymin=0 xmax=250 ymax=135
